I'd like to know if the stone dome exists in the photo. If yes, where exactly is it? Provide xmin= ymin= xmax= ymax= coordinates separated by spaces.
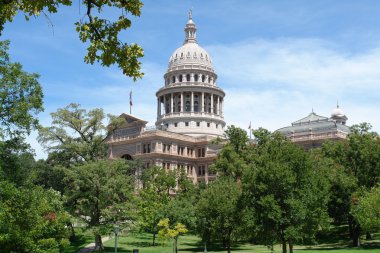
xmin=168 ymin=43 xmax=213 ymax=70
xmin=331 ymin=105 xmax=345 ymax=117
xmin=167 ymin=10 xmax=214 ymax=72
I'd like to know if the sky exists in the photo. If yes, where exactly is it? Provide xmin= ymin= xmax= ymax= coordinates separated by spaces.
xmin=2 ymin=0 xmax=380 ymax=159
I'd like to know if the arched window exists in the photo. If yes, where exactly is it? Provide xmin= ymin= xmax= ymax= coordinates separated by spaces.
xmin=172 ymin=76 xmax=175 ymax=83
xmin=178 ymin=102 xmax=181 ymax=112
xmin=181 ymin=52 xmax=184 ymax=58
xmin=121 ymin=154 xmax=133 ymax=160
xmin=194 ymin=101 xmax=199 ymax=112
xmin=194 ymin=74 xmax=199 ymax=82
xmin=185 ymin=101 xmax=191 ymax=112
xmin=194 ymin=52 xmax=197 ymax=58
xmin=202 ymin=75 xmax=205 ymax=82
xmin=187 ymin=52 xmax=190 ymax=58
xmin=208 ymin=102 xmax=211 ymax=113
xmin=179 ymin=75 xmax=183 ymax=82
xmin=208 ymin=76 xmax=211 ymax=83
xmin=186 ymin=74 xmax=190 ymax=82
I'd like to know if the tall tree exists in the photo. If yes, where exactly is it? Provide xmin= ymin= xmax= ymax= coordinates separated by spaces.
xmin=196 ymin=177 xmax=242 ymax=253
xmin=243 ymin=129 xmax=330 ymax=253
xmin=138 ymin=166 xmax=176 ymax=246
xmin=0 ymin=40 xmax=43 ymax=139
xmin=64 ymin=159 xmax=136 ymax=250
xmin=38 ymin=103 xmax=123 ymax=166
xmin=321 ymin=123 xmax=380 ymax=246
xmin=1 ymin=0 xmax=144 ymax=79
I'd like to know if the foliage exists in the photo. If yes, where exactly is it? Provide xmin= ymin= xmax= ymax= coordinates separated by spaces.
xmin=38 ymin=103 xmax=123 ymax=166
xmin=196 ymin=177 xmax=242 ymax=253
xmin=351 ymin=185 xmax=380 ymax=232
xmin=243 ymin=130 xmax=330 ymax=253
xmin=138 ymin=166 xmax=176 ymax=246
xmin=0 ymin=40 xmax=43 ymax=138
xmin=321 ymin=123 xmax=380 ymax=246
xmin=157 ymin=218 xmax=188 ymax=253
xmin=64 ymin=159 xmax=136 ymax=250
xmin=0 ymin=0 xmax=144 ymax=79
xmin=0 ymin=181 xmax=70 ymax=253
xmin=211 ymin=126 xmax=250 ymax=181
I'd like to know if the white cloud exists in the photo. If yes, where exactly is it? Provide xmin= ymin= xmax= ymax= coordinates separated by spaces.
xmin=205 ymin=38 xmax=380 ymax=133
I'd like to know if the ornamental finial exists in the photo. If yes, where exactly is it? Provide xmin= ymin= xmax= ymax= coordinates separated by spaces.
xmin=189 ymin=9 xmax=192 ymax=20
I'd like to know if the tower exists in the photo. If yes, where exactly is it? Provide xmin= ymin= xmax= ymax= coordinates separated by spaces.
xmin=155 ymin=11 xmax=226 ymax=137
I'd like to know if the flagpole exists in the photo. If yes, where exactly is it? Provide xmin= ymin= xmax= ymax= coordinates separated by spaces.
xmin=129 ymin=90 xmax=132 ymax=115
xmin=249 ymin=121 xmax=252 ymax=140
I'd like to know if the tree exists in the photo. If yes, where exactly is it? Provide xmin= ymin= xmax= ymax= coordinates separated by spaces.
xmin=157 ymin=218 xmax=188 ymax=253
xmin=196 ymin=177 xmax=242 ymax=253
xmin=351 ymin=185 xmax=380 ymax=232
xmin=38 ymin=103 xmax=123 ymax=166
xmin=243 ymin=129 xmax=330 ymax=253
xmin=0 ymin=40 xmax=43 ymax=138
xmin=0 ymin=181 xmax=71 ymax=252
xmin=138 ymin=166 xmax=176 ymax=246
xmin=64 ymin=159 xmax=135 ymax=250
xmin=210 ymin=126 xmax=249 ymax=181
xmin=321 ymin=123 xmax=380 ymax=246
xmin=1 ymin=0 xmax=144 ymax=79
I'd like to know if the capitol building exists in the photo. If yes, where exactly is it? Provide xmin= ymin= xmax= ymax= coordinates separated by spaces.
xmin=107 ymin=12 xmax=350 ymax=183
xmin=107 ymin=12 xmax=225 ymax=184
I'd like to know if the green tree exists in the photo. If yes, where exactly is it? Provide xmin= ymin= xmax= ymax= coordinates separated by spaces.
xmin=211 ymin=126 xmax=249 ymax=181
xmin=0 ymin=181 xmax=71 ymax=252
xmin=321 ymin=123 xmax=380 ymax=246
xmin=0 ymin=40 xmax=43 ymax=138
xmin=157 ymin=218 xmax=188 ymax=253
xmin=64 ymin=159 xmax=135 ymax=250
xmin=38 ymin=103 xmax=123 ymax=166
xmin=1 ymin=0 xmax=144 ymax=79
xmin=138 ymin=166 xmax=176 ymax=246
xmin=351 ymin=185 xmax=380 ymax=232
xmin=196 ymin=177 xmax=242 ymax=253
xmin=243 ymin=129 xmax=330 ymax=253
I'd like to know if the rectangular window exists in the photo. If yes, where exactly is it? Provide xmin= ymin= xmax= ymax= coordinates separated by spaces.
xmin=174 ymin=123 xmax=178 ymax=127
xmin=185 ymin=122 xmax=189 ymax=127
xmin=196 ymin=122 xmax=200 ymax=127
xmin=207 ymin=123 xmax=210 ymax=127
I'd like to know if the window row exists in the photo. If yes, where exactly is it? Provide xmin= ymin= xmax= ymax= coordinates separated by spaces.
xmin=165 ymin=73 xmax=214 ymax=85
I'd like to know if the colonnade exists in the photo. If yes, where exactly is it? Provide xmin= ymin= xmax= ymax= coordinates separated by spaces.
xmin=157 ymin=91 xmax=223 ymax=116
xmin=165 ymin=72 xmax=216 ymax=86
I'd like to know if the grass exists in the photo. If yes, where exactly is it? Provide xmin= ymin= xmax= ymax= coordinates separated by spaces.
xmin=62 ymin=228 xmax=95 ymax=253
xmin=97 ymin=231 xmax=380 ymax=253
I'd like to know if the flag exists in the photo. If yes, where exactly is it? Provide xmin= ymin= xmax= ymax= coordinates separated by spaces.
xmin=248 ymin=121 xmax=251 ymax=129
xmin=129 ymin=90 xmax=133 ymax=106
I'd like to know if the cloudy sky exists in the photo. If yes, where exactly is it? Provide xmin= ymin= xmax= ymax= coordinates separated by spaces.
xmin=3 ymin=0 xmax=380 ymax=158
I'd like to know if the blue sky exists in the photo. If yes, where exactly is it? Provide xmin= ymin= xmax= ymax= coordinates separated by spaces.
xmin=2 ymin=0 xmax=380 ymax=158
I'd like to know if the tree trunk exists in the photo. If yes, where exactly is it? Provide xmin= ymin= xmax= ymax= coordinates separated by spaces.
xmin=348 ymin=216 xmax=354 ymax=239
xmin=281 ymin=237 xmax=287 ymax=253
xmin=288 ymin=239 xmax=293 ymax=253
xmin=153 ymin=231 xmax=156 ymax=246
xmin=94 ymin=233 xmax=104 ymax=251
xmin=352 ymin=221 xmax=361 ymax=247
xmin=175 ymin=238 xmax=178 ymax=253
xmin=366 ymin=232 xmax=372 ymax=240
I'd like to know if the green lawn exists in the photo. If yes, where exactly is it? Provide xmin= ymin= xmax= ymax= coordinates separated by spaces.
xmin=98 ymin=232 xmax=380 ymax=253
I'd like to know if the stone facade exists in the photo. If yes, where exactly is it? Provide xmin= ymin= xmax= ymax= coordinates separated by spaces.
xmin=107 ymin=12 xmax=224 ymax=184
xmin=276 ymin=105 xmax=350 ymax=149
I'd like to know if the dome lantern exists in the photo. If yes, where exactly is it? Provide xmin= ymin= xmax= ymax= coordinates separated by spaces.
xmin=184 ymin=10 xmax=197 ymax=44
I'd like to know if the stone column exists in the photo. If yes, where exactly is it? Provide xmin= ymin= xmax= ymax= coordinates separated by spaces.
xmin=191 ymin=91 xmax=194 ymax=112
xmin=220 ymin=98 xmax=223 ymax=116
xmin=175 ymin=75 xmax=179 ymax=83
xmin=163 ymin=95 xmax=166 ymax=114
xmin=210 ymin=94 xmax=214 ymax=114
xmin=171 ymin=93 xmax=174 ymax=113
xmin=157 ymin=97 xmax=160 ymax=118
xmin=201 ymin=92 xmax=205 ymax=113
xmin=181 ymin=92 xmax=184 ymax=112
xmin=217 ymin=96 xmax=220 ymax=115
xmin=190 ymin=73 xmax=194 ymax=82
xmin=205 ymin=164 xmax=209 ymax=184
xmin=206 ymin=74 xmax=209 ymax=84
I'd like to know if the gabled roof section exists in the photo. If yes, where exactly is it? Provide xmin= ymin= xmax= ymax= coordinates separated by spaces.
xmin=119 ymin=113 xmax=148 ymax=125
xmin=292 ymin=112 xmax=329 ymax=126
